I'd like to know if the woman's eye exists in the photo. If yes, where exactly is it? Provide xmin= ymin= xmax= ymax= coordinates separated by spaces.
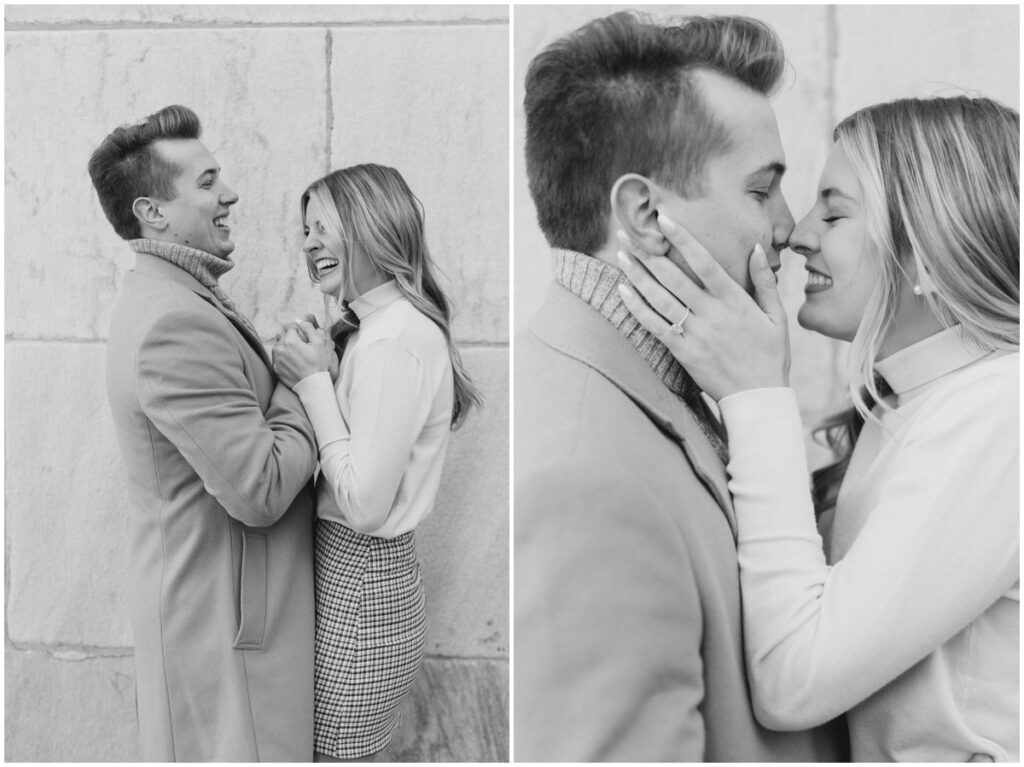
xmin=823 ymin=216 xmax=842 ymax=224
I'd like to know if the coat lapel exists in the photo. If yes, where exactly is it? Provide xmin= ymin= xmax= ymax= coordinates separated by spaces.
xmin=132 ymin=254 xmax=273 ymax=369
xmin=530 ymin=282 xmax=737 ymax=537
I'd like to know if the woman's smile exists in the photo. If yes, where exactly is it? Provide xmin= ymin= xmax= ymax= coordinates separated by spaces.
xmin=803 ymin=266 xmax=834 ymax=293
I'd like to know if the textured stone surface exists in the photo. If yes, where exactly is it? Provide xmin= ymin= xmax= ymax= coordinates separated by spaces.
xmin=418 ymin=348 xmax=509 ymax=658
xmin=6 ymin=342 xmax=133 ymax=647
xmin=834 ymin=5 xmax=1019 ymax=119
xmin=5 ymin=648 xmax=138 ymax=762
xmin=6 ymin=26 xmax=330 ymax=341
xmin=330 ymin=24 xmax=509 ymax=344
xmin=5 ymin=4 xmax=509 ymax=27
xmin=387 ymin=658 xmax=509 ymax=762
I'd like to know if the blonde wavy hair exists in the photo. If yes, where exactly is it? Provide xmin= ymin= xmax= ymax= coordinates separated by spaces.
xmin=302 ymin=164 xmax=482 ymax=429
xmin=812 ymin=96 xmax=1019 ymax=512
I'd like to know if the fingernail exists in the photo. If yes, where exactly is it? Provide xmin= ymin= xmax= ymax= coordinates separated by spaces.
xmin=615 ymin=229 xmax=630 ymax=246
xmin=658 ymin=213 xmax=678 ymax=233
xmin=616 ymin=250 xmax=631 ymax=269
xmin=617 ymin=284 xmax=633 ymax=299
xmin=753 ymin=243 xmax=765 ymax=261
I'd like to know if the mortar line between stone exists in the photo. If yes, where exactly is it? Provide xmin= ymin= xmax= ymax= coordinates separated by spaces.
xmin=5 ymin=19 xmax=509 ymax=32
xmin=325 ymin=28 xmax=334 ymax=173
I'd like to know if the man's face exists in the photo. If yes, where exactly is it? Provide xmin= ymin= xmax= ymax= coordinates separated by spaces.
xmin=657 ymin=69 xmax=793 ymax=293
xmin=151 ymin=138 xmax=238 ymax=259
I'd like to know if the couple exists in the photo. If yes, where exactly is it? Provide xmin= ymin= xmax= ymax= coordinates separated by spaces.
xmin=516 ymin=11 xmax=1018 ymax=762
xmin=89 ymin=105 xmax=479 ymax=761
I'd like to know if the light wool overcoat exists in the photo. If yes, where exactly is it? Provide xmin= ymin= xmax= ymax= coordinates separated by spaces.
xmin=106 ymin=253 xmax=318 ymax=761
xmin=515 ymin=283 xmax=847 ymax=762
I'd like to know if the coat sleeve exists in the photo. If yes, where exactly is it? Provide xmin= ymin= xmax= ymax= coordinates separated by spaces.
xmin=514 ymin=456 xmax=706 ymax=761
xmin=136 ymin=306 xmax=317 ymax=527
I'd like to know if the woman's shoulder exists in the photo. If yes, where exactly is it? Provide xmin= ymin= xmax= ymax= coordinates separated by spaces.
xmin=908 ymin=350 xmax=1018 ymax=436
xmin=368 ymin=296 xmax=448 ymax=359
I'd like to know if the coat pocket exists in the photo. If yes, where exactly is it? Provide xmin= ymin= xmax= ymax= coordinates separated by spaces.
xmin=233 ymin=531 xmax=267 ymax=650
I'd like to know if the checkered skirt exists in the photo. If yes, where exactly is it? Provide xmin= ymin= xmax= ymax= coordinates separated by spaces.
xmin=313 ymin=519 xmax=427 ymax=759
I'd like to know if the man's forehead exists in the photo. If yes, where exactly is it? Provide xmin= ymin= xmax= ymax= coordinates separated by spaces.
xmin=153 ymin=137 xmax=217 ymax=172
xmin=692 ymin=83 xmax=784 ymax=179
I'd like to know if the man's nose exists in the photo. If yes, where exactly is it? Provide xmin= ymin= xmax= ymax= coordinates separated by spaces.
xmin=771 ymin=194 xmax=796 ymax=252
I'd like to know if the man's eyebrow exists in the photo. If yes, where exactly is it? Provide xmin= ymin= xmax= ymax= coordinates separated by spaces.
xmin=746 ymin=161 xmax=786 ymax=181
xmin=195 ymin=166 xmax=219 ymax=182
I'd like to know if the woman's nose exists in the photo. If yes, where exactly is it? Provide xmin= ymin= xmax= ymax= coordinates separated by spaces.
xmin=788 ymin=213 xmax=818 ymax=256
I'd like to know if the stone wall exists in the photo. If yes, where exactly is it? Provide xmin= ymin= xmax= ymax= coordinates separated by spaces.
xmin=5 ymin=5 xmax=508 ymax=761
xmin=514 ymin=4 xmax=1019 ymax=467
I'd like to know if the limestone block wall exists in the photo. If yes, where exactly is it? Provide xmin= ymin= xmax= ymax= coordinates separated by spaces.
xmin=5 ymin=5 xmax=508 ymax=762
xmin=514 ymin=4 xmax=1019 ymax=467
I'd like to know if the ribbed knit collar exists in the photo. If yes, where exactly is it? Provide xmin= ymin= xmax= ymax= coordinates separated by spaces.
xmin=553 ymin=249 xmax=700 ymax=402
xmin=875 ymin=324 xmax=993 ymax=396
xmin=129 ymin=238 xmax=234 ymax=286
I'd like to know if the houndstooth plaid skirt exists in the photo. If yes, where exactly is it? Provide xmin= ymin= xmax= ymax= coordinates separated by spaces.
xmin=313 ymin=519 xmax=427 ymax=759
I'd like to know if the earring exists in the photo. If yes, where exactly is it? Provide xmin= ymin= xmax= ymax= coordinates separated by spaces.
xmin=913 ymin=284 xmax=923 ymax=296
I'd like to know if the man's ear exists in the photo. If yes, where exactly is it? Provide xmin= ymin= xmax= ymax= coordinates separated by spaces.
xmin=132 ymin=196 xmax=167 ymax=233
xmin=610 ymin=174 xmax=669 ymax=256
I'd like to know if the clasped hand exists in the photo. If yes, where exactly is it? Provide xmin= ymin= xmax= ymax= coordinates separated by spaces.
xmin=272 ymin=314 xmax=339 ymax=389
xmin=616 ymin=213 xmax=791 ymax=402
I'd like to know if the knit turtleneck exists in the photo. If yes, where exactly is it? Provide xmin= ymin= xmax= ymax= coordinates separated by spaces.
xmin=129 ymin=238 xmax=257 ymax=338
xmin=553 ymin=249 xmax=728 ymax=462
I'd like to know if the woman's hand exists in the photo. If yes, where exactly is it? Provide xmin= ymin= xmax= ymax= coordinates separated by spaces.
xmin=615 ymin=213 xmax=791 ymax=401
xmin=272 ymin=319 xmax=337 ymax=389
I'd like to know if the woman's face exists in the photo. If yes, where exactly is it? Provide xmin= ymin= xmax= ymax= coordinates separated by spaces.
xmin=303 ymin=194 xmax=349 ymax=300
xmin=302 ymin=193 xmax=385 ymax=302
xmin=789 ymin=143 xmax=882 ymax=341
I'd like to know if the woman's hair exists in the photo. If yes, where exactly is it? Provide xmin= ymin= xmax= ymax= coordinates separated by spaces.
xmin=811 ymin=96 xmax=1020 ymax=513
xmin=300 ymin=164 xmax=482 ymax=429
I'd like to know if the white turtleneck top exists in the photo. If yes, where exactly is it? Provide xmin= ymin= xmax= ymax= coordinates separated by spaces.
xmin=293 ymin=280 xmax=454 ymax=538
xmin=717 ymin=326 xmax=1019 ymax=761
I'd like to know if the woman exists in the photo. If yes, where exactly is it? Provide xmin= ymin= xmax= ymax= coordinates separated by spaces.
xmin=272 ymin=164 xmax=481 ymax=761
xmin=618 ymin=96 xmax=1019 ymax=760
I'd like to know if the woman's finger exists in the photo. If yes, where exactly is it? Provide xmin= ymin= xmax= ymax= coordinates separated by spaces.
xmin=657 ymin=213 xmax=743 ymax=299
xmin=617 ymin=284 xmax=690 ymax=358
xmin=616 ymin=250 xmax=692 ymax=326
xmin=616 ymin=229 xmax=708 ymax=312
xmin=749 ymin=243 xmax=787 ymax=325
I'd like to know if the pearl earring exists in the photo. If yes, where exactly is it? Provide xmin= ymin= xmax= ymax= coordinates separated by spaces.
xmin=913 ymin=284 xmax=924 ymax=296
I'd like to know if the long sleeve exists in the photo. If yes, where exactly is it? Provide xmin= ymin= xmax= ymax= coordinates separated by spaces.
xmin=718 ymin=382 xmax=1019 ymax=730
xmin=136 ymin=307 xmax=317 ymax=528
xmin=294 ymin=339 xmax=432 ymax=534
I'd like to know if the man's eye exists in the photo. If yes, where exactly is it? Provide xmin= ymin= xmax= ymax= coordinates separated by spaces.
xmin=750 ymin=190 xmax=769 ymax=201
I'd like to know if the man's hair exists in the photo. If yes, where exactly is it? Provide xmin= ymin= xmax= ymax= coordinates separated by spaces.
xmin=87 ymin=105 xmax=202 ymax=240
xmin=524 ymin=12 xmax=786 ymax=253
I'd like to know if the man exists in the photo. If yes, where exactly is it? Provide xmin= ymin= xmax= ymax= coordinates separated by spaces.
xmin=89 ymin=105 xmax=318 ymax=761
xmin=515 ymin=13 xmax=846 ymax=761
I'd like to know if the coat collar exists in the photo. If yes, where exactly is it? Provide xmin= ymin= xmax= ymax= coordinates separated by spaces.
xmin=131 ymin=252 xmax=271 ymax=368
xmin=529 ymin=282 xmax=736 ymax=536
